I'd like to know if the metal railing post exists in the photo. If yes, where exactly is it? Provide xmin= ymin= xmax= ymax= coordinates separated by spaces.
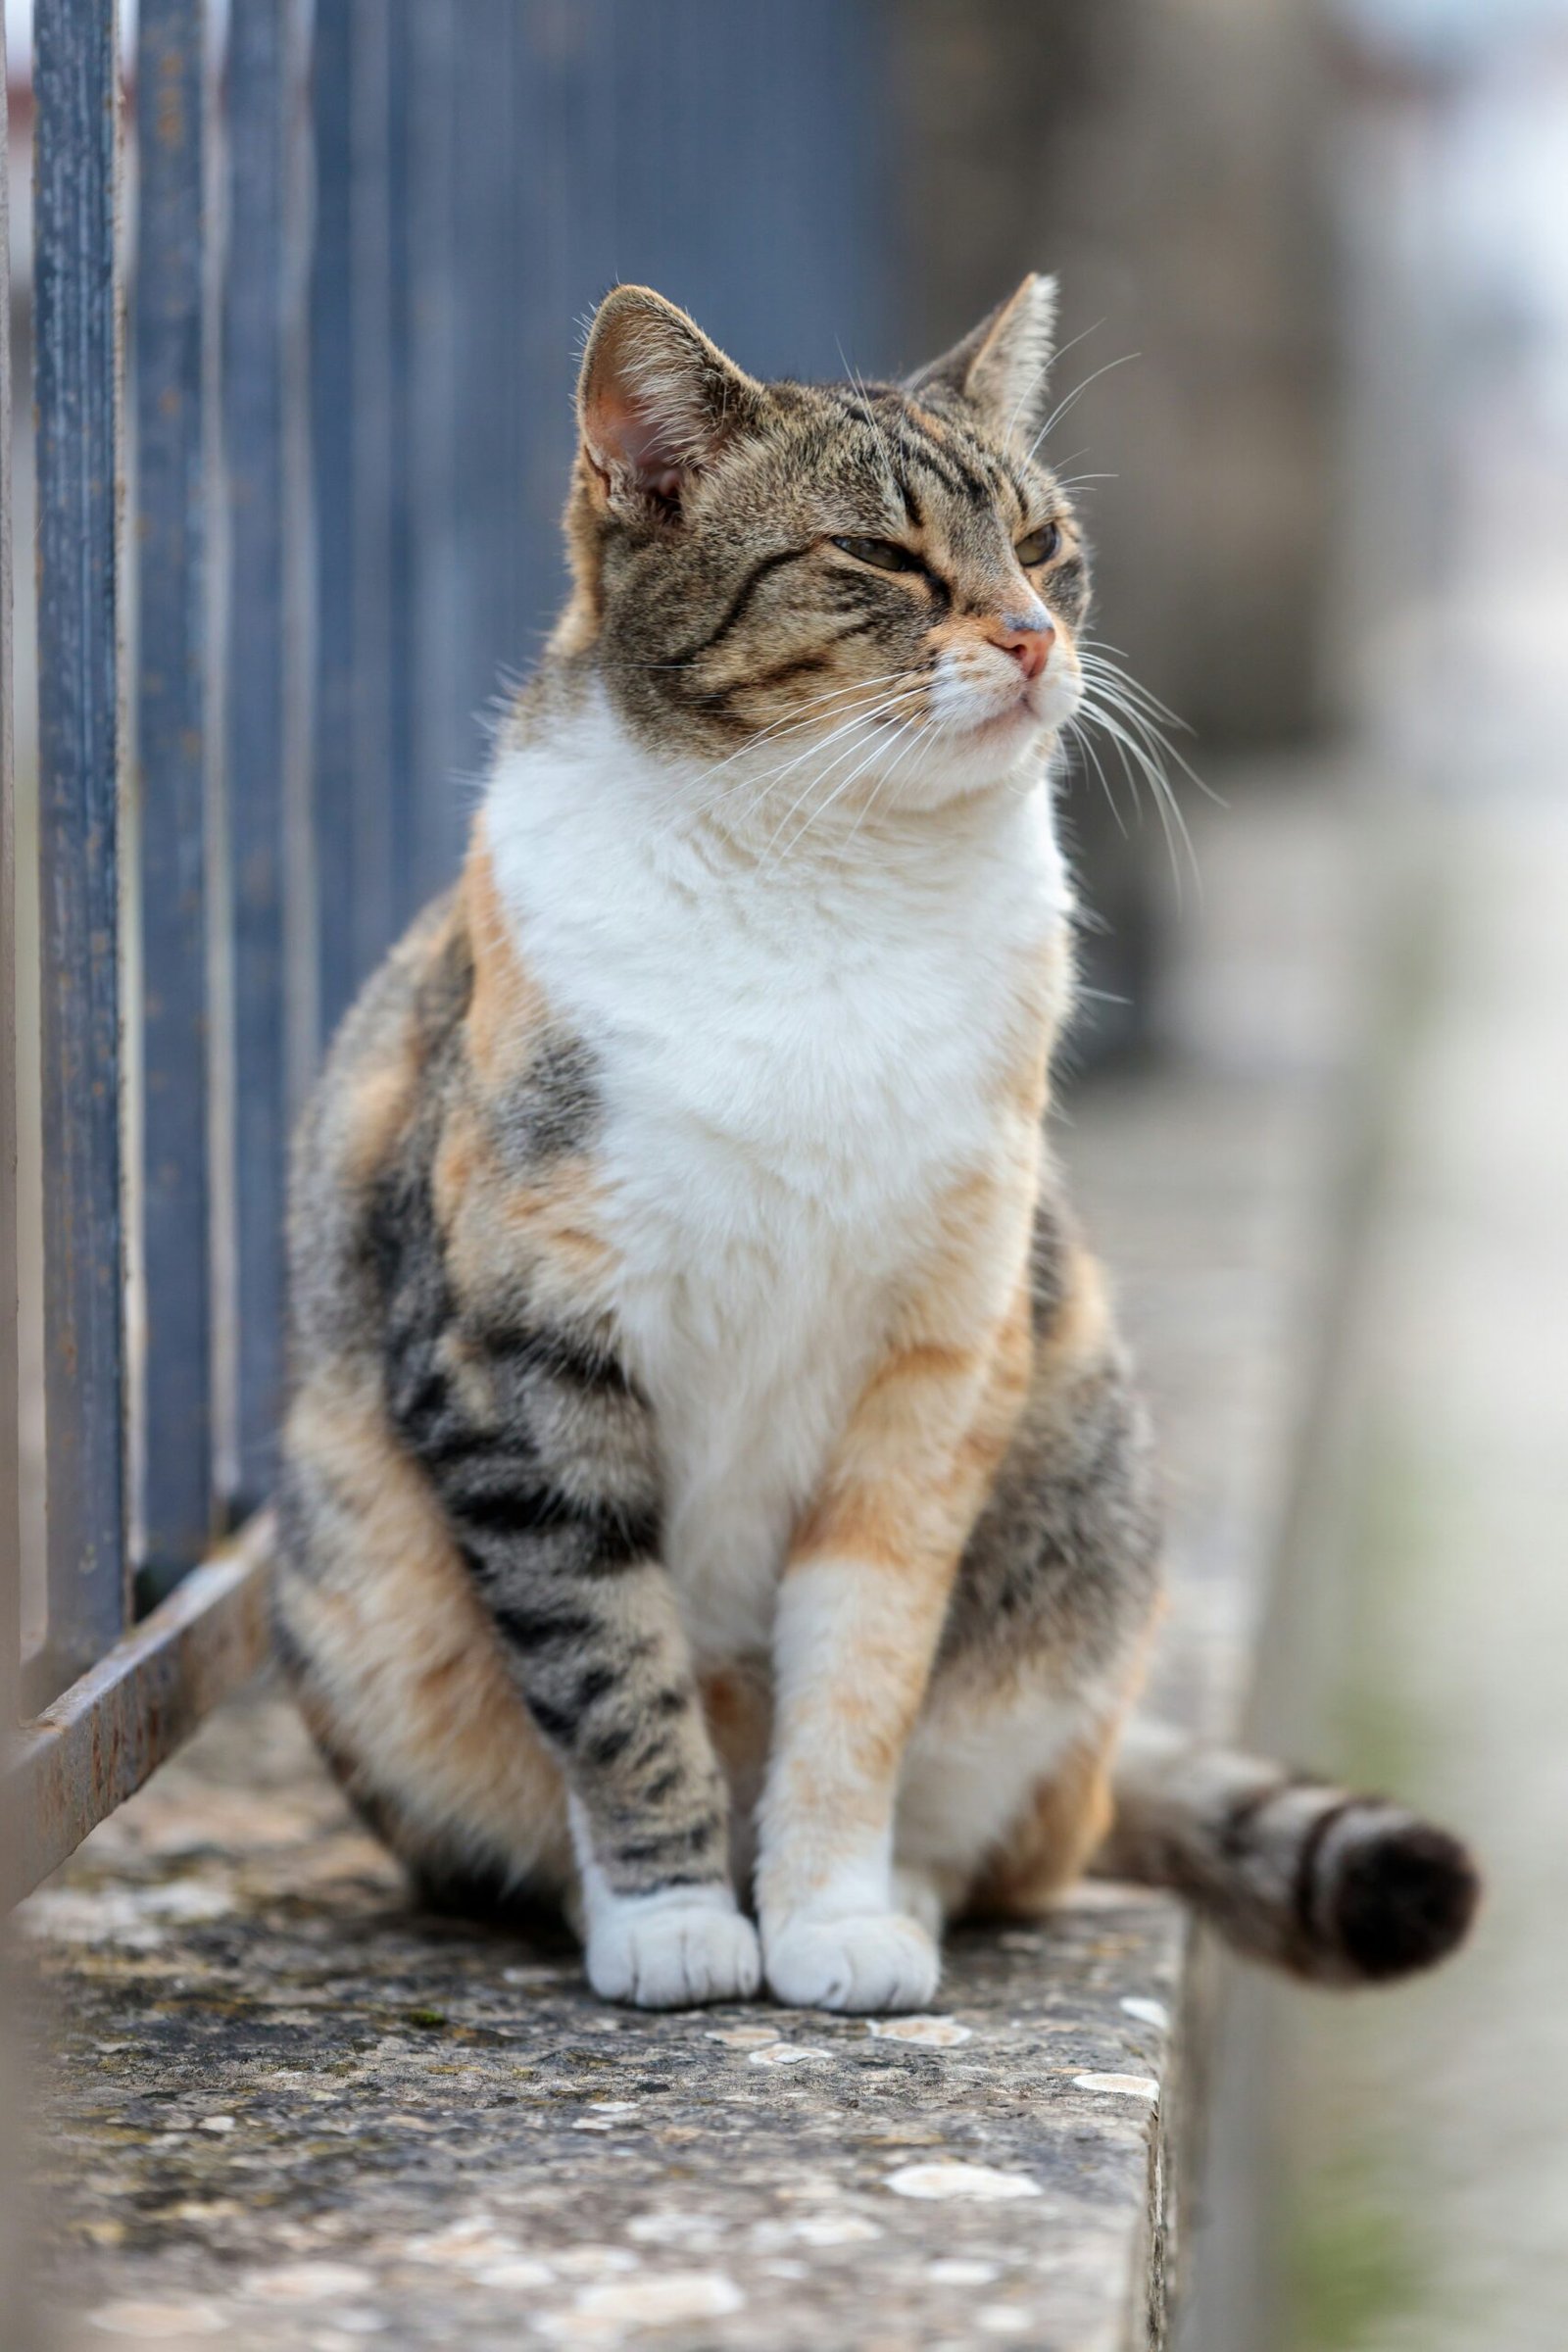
xmin=33 ymin=0 xmax=129 ymax=1687
xmin=135 ymin=0 xmax=216 ymax=1597
xmin=221 ymin=0 xmax=306 ymax=1515
xmin=0 ymin=4 xmax=19 ymax=1741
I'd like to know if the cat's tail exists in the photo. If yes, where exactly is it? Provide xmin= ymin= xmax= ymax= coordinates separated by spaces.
xmin=1099 ymin=1724 xmax=1480 ymax=1984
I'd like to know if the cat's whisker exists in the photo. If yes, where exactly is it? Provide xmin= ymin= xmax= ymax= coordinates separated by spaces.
xmin=999 ymin=315 xmax=1103 ymax=447
xmin=1025 ymin=351 xmax=1141 ymax=467
xmin=678 ymin=686 xmax=925 ymax=850
xmin=1063 ymin=713 xmax=1132 ymax=840
xmin=1077 ymin=658 xmax=1216 ymax=808
xmin=838 ymin=344 xmax=902 ymax=503
xmin=764 ymin=688 xmax=936 ymax=864
xmin=1075 ymin=691 xmax=1201 ymax=905
xmin=757 ymin=692 xmax=929 ymax=863
xmin=1075 ymin=681 xmax=1190 ymax=817
xmin=833 ymin=717 xmax=942 ymax=860
xmin=671 ymin=676 xmax=923 ymax=824
xmin=1079 ymin=644 xmax=1195 ymax=733
xmin=697 ymin=672 xmax=913 ymax=764
xmin=1076 ymin=641 xmax=1216 ymax=811
xmin=1077 ymin=650 xmax=1181 ymax=722
xmin=690 ymin=669 xmax=919 ymax=778
xmin=739 ymin=686 xmax=925 ymax=808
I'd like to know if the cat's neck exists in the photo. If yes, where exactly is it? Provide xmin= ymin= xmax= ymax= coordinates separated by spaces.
xmin=481 ymin=680 xmax=1075 ymax=1133
xmin=489 ymin=670 xmax=1072 ymax=913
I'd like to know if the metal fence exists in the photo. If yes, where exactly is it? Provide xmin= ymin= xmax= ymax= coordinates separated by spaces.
xmin=3 ymin=0 xmax=896 ymax=1898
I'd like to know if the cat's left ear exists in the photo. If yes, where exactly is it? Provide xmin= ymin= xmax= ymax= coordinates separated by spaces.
xmin=577 ymin=285 xmax=768 ymax=519
xmin=905 ymin=272 xmax=1058 ymax=446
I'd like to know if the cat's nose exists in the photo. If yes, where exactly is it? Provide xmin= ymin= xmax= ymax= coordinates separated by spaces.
xmin=989 ymin=610 xmax=1054 ymax=683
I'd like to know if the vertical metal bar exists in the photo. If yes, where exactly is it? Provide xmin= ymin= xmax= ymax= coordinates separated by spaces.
xmin=0 ymin=5 xmax=20 ymax=1729
xmin=515 ymin=0 xmax=610 ymax=648
xmin=383 ymin=0 xmax=416 ymax=935
xmin=222 ymin=0 xmax=288 ymax=1512
xmin=281 ymin=4 xmax=317 ymax=1123
xmin=307 ymin=0 xmax=355 ymax=1049
xmin=405 ymin=0 xmax=464 ymax=907
xmin=33 ymin=0 xmax=129 ymax=1673
xmin=135 ymin=0 xmax=214 ymax=1590
xmin=347 ymin=0 xmax=394 ymax=979
xmin=311 ymin=0 xmax=420 ymax=1044
xmin=450 ymin=0 xmax=524 ymax=776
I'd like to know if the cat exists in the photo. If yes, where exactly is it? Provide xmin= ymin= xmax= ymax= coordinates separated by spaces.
xmin=275 ymin=276 xmax=1478 ymax=2012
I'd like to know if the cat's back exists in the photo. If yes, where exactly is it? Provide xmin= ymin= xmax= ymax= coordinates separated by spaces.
xmin=287 ymin=886 xmax=472 ymax=1368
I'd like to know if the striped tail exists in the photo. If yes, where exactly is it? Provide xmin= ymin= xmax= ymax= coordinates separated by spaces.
xmin=1101 ymin=1726 xmax=1480 ymax=1984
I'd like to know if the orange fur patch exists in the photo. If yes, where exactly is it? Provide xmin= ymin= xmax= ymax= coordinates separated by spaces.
xmin=1038 ymin=1246 xmax=1112 ymax=1377
xmin=461 ymin=831 xmax=549 ymax=1087
xmin=966 ymin=1722 xmax=1120 ymax=1917
xmin=278 ymin=1372 xmax=570 ymax=1886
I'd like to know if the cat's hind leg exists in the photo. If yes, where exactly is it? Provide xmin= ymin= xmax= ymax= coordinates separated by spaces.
xmin=894 ymin=1677 xmax=1128 ymax=1930
xmin=275 ymin=1366 xmax=575 ymax=1914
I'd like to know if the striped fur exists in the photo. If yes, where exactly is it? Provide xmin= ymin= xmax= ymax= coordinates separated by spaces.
xmin=277 ymin=281 xmax=1477 ymax=2011
xmin=1102 ymin=1729 xmax=1481 ymax=1984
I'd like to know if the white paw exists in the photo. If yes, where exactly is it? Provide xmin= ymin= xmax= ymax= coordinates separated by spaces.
xmin=764 ymin=1911 xmax=941 ymax=2014
xmin=585 ymin=1887 xmax=761 ymax=2010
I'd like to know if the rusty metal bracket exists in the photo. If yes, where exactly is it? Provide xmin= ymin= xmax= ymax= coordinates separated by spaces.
xmin=4 ymin=1516 xmax=273 ymax=1904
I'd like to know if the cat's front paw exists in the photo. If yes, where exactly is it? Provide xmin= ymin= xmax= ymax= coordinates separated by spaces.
xmin=763 ymin=1911 xmax=940 ymax=2014
xmin=585 ymin=1886 xmax=761 ymax=2010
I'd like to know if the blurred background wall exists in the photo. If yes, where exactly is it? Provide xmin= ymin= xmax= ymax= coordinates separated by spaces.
xmin=895 ymin=0 xmax=1339 ymax=1054
xmin=897 ymin=0 xmax=1336 ymax=750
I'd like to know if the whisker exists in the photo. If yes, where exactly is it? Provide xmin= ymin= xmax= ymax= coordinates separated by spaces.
xmin=677 ymin=671 xmax=920 ymax=806
xmin=758 ymin=691 xmax=928 ymax=863
xmin=838 ymin=342 xmax=901 ymax=501
xmin=767 ymin=689 xmax=933 ymax=863
xmin=1063 ymin=714 xmax=1131 ymax=839
xmin=831 ymin=715 xmax=938 ymax=862
xmin=679 ymin=707 xmax=910 ymax=837
xmin=1077 ymin=660 xmax=1218 ymax=808
xmin=1002 ymin=316 xmax=1104 ymax=447
xmin=1079 ymin=644 xmax=1193 ymax=731
xmin=686 ymin=680 xmax=925 ymax=836
xmin=1075 ymin=691 xmax=1201 ymax=905
xmin=1025 ymin=351 xmax=1141 ymax=466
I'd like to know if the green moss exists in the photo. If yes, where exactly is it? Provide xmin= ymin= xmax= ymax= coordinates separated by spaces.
xmin=1285 ymin=2155 xmax=1424 ymax=2352
xmin=405 ymin=2008 xmax=448 ymax=2031
xmin=1328 ymin=1420 xmax=1456 ymax=1795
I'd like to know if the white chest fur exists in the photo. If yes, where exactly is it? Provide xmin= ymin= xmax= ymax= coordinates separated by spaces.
xmin=484 ymin=691 xmax=1071 ymax=1660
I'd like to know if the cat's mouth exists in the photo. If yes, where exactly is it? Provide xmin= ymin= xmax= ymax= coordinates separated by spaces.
xmin=956 ymin=682 xmax=1059 ymax=742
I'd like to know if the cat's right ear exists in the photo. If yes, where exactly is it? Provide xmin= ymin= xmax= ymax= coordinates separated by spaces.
xmin=905 ymin=273 xmax=1059 ymax=447
xmin=577 ymin=286 xmax=767 ymax=520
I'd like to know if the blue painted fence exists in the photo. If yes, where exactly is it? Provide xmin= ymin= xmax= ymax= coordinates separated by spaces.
xmin=5 ymin=0 xmax=897 ymax=1734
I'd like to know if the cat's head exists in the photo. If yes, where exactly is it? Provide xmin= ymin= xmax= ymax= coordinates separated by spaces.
xmin=559 ymin=277 xmax=1087 ymax=810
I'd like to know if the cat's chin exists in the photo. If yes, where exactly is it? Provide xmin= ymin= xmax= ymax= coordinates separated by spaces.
xmin=890 ymin=712 xmax=1056 ymax=808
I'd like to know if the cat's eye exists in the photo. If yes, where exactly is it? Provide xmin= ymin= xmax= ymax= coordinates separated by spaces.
xmin=1016 ymin=523 xmax=1061 ymax=567
xmin=831 ymin=534 xmax=924 ymax=574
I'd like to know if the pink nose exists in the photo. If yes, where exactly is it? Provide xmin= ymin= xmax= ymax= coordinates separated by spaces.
xmin=989 ymin=612 xmax=1054 ymax=683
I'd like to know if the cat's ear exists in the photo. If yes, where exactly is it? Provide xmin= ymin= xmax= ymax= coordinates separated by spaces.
xmin=577 ymin=286 xmax=768 ymax=518
xmin=905 ymin=273 xmax=1058 ymax=445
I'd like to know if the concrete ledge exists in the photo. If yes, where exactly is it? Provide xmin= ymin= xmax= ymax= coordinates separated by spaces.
xmin=17 ymin=777 xmax=1361 ymax=2350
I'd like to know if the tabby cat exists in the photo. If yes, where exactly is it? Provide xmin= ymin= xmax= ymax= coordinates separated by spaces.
xmin=276 ymin=278 xmax=1478 ymax=2012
